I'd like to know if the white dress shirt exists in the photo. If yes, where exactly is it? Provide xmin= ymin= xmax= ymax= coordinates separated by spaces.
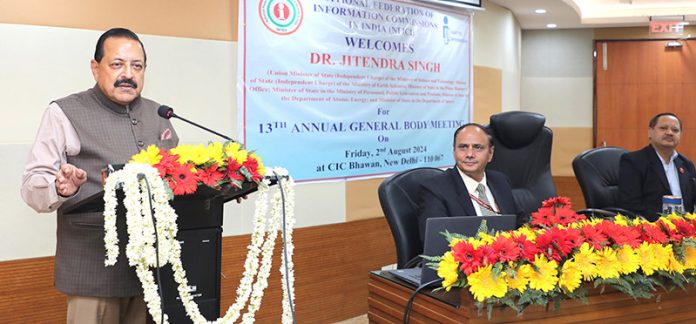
xmin=457 ymin=168 xmax=499 ymax=215
xmin=656 ymin=149 xmax=682 ymax=198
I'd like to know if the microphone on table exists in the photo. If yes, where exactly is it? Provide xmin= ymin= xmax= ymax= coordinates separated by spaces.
xmin=157 ymin=105 xmax=234 ymax=141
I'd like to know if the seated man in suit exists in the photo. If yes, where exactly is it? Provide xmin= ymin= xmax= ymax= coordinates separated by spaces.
xmin=618 ymin=112 xmax=696 ymax=221
xmin=416 ymin=123 xmax=522 ymax=241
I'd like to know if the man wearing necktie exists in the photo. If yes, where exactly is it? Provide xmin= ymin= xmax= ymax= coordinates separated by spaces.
xmin=416 ymin=123 xmax=523 ymax=242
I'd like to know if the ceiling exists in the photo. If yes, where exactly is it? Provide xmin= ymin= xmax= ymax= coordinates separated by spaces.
xmin=486 ymin=0 xmax=696 ymax=29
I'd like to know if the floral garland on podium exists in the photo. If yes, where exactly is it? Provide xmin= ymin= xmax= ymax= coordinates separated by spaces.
xmin=432 ymin=197 xmax=696 ymax=318
xmin=103 ymin=141 xmax=295 ymax=324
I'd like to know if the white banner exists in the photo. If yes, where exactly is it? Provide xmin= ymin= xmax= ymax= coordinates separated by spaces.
xmin=239 ymin=0 xmax=472 ymax=181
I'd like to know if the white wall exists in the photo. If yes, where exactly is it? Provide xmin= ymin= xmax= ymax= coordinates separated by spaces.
xmin=0 ymin=2 xmax=519 ymax=261
xmin=473 ymin=0 xmax=522 ymax=111
xmin=0 ymin=23 xmax=345 ymax=261
xmin=521 ymin=29 xmax=594 ymax=127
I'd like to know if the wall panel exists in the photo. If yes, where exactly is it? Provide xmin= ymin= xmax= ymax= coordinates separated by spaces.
xmin=0 ymin=218 xmax=395 ymax=323
xmin=0 ymin=0 xmax=236 ymax=41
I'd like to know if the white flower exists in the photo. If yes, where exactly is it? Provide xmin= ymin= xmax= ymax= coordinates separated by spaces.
xmin=103 ymin=163 xmax=296 ymax=324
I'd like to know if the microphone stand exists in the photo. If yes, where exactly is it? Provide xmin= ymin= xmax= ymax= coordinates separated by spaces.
xmin=171 ymin=114 xmax=233 ymax=141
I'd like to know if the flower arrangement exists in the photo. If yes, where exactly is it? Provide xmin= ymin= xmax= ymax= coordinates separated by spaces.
xmin=433 ymin=197 xmax=696 ymax=317
xmin=129 ymin=141 xmax=265 ymax=196
xmin=104 ymin=143 xmax=296 ymax=324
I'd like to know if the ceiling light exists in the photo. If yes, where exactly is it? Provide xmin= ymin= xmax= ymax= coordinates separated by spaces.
xmin=546 ymin=23 xmax=557 ymax=28
xmin=535 ymin=9 xmax=546 ymax=14
xmin=651 ymin=15 xmax=686 ymax=22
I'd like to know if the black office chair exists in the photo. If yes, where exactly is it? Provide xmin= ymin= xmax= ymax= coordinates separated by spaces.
xmin=486 ymin=111 xmax=557 ymax=220
xmin=378 ymin=167 xmax=444 ymax=269
xmin=572 ymin=146 xmax=634 ymax=218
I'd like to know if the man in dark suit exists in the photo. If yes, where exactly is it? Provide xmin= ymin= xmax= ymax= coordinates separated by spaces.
xmin=416 ymin=123 xmax=522 ymax=242
xmin=618 ymin=113 xmax=696 ymax=221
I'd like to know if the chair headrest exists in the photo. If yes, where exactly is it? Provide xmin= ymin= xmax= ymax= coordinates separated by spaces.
xmin=489 ymin=111 xmax=546 ymax=149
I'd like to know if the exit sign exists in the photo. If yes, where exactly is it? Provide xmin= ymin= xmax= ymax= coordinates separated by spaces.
xmin=649 ymin=21 xmax=685 ymax=35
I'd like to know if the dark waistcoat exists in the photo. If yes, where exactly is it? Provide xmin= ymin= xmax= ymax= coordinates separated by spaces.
xmin=54 ymin=85 xmax=178 ymax=297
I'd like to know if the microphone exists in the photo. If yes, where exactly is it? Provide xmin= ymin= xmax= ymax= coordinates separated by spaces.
xmin=157 ymin=105 xmax=233 ymax=141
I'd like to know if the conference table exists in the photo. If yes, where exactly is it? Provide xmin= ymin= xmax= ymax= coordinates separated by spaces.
xmin=367 ymin=271 xmax=696 ymax=323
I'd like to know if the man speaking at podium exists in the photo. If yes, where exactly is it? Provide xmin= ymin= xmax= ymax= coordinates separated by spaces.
xmin=416 ymin=123 xmax=522 ymax=242
xmin=21 ymin=28 xmax=178 ymax=323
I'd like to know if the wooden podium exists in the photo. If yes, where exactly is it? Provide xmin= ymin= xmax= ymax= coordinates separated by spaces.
xmin=368 ymin=271 xmax=696 ymax=323
xmin=64 ymin=181 xmax=260 ymax=323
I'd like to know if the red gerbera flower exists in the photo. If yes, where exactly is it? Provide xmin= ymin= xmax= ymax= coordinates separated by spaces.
xmin=535 ymin=231 xmax=561 ymax=261
xmin=536 ymin=227 xmax=574 ymax=261
xmin=227 ymin=157 xmax=242 ymax=173
xmin=581 ymin=225 xmax=608 ymax=250
xmin=542 ymin=196 xmax=572 ymax=209
xmin=564 ymin=227 xmax=585 ymax=250
xmin=491 ymin=236 xmax=521 ymax=263
xmin=673 ymin=218 xmax=696 ymax=238
xmin=225 ymin=157 xmax=246 ymax=188
xmin=196 ymin=163 xmax=224 ymax=187
xmin=639 ymin=223 xmax=669 ymax=244
xmin=598 ymin=221 xmax=641 ymax=247
xmin=555 ymin=207 xmax=580 ymax=226
xmin=452 ymin=241 xmax=481 ymax=275
xmin=531 ymin=208 xmax=557 ymax=227
xmin=155 ymin=150 xmax=180 ymax=178
xmin=169 ymin=164 xmax=198 ymax=195
xmin=512 ymin=234 xmax=539 ymax=262
xmin=243 ymin=157 xmax=263 ymax=182
xmin=478 ymin=245 xmax=498 ymax=266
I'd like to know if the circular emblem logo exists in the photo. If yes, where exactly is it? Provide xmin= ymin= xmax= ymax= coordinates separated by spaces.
xmin=258 ymin=0 xmax=303 ymax=35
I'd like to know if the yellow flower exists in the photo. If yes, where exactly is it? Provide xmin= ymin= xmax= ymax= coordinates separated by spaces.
xmin=506 ymin=263 xmax=532 ymax=293
xmin=477 ymin=232 xmax=495 ymax=245
xmin=467 ymin=265 xmax=508 ymax=302
xmin=684 ymin=213 xmax=696 ymax=221
xmin=467 ymin=237 xmax=485 ymax=249
xmin=616 ymin=245 xmax=640 ymax=275
xmin=613 ymin=215 xmax=630 ymax=226
xmin=528 ymin=254 xmax=558 ymax=292
xmin=206 ymin=142 xmax=225 ymax=165
xmin=666 ymin=246 xmax=685 ymax=274
xmin=559 ymin=260 xmax=582 ymax=293
xmin=638 ymin=242 xmax=662 ymax=276
xmin=449 ymin=238 xmax=465 ymax=248
xmin=661 ymin=218 xmax=677 ymax=231
xmin=130 ymin=145 xmax=162 ymax=165
xmin=515 ymin=227 xmax=538 ymax=242
xmin=232 ymin=149 xmax=248 ymax=165
xmin=684 ymin=248 xmax=696 ymax=269
xmin=224 ymin=142 xmax=242 ymax=157
xmin=572 ymin=243 xmax=600 ymax=281
xmin=437 ymin=252 xmax=460 ymax=292
xmin=596 ymin=247 xmax=621 ymax=279
xmin=171 ymin=144 xmax=208 ymax=165
xmin=651 ymin=244 xmax=671 ymax=272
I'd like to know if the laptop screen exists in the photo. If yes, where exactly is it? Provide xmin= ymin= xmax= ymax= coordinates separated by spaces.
xmin=419 ymin=215 xmax=517 ymax=285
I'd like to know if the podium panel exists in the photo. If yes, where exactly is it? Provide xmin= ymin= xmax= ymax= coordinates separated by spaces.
xmin=368 ymin=271 xmax=696 ymax=323
xmin=152 ymin=228 xmax=222 ymax=323
xmin=63 ymin=180 xmax=259 ymax=324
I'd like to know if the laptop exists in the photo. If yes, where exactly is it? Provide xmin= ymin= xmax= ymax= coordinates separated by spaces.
xmin=391 ymin=215 xmax=517 ymax=288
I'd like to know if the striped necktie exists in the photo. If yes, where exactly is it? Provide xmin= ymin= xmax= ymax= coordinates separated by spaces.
xmin=476 ymin=183 xmax=496 ymax=216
